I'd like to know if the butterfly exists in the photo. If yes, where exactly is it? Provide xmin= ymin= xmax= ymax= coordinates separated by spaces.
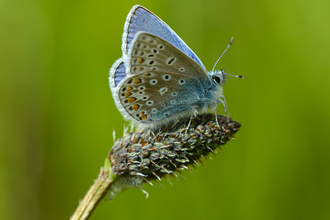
xmin=109 ymin=5 xmax=240 ymax=129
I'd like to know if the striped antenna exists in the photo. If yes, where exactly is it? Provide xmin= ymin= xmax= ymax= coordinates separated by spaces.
xmin=212 ymin=36 xmax=235 ymax=72
xmin=224 ymin=73 xmax=245 ymax=79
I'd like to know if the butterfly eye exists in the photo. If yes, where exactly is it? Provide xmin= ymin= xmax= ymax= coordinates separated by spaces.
xmin=212 ymin=76 xmax=221 ymax=84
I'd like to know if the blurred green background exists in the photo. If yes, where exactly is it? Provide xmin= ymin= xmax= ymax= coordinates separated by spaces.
xmin=1 ymin=0 xmax=330 ymax=219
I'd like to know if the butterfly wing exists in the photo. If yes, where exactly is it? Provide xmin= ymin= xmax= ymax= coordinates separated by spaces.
xmin=122 ymin=5 xmax=207 ymax=71
xmin=109 ymin=58 xmax=128 ymax=114
xmin=116 ymin=72 xmax=203 ymax=125
xmin=126 ymin=32 xmax=211 ymax=81
xmin=114 ymin=32 xmax=214 ymax=126
xmin=109 ymin=58 xmax=126 ymax=88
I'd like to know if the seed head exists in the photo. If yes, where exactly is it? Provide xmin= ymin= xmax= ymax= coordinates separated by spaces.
xmin=106 ymin=114 xmax=241 ymax=199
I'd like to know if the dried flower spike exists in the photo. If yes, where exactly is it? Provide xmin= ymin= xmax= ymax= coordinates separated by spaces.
xmin=106 ymin=113 xmax=241 ymax=199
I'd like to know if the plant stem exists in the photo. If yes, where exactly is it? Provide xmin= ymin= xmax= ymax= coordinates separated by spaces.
xmin=70 ymin=167 xmax=114 ymax=220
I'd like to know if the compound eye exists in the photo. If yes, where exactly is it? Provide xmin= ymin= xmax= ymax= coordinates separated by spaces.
xmin=212 ymin=75 xmax=221 ymax=84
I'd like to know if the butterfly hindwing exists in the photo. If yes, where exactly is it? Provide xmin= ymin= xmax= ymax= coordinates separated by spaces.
xmin=117 ymin=71 xmax=204 ymax=124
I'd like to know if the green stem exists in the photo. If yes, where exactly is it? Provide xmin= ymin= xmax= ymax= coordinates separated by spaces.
xmin=70 ymin=160 xmax=114 ymax=220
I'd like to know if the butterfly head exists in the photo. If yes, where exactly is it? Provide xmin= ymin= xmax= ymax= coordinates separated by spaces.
xmin=209 ymin=67 xmax=227 ymax=85
xmin=209 ymin=67 xmax=245 ymax=86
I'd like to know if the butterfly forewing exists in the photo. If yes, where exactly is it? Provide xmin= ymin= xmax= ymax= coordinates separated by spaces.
xmin=127 ymin=32 xmax=210 ymax=81
xmin=109 ymin=58 xmax=126 ymax=88
xmin=122 ymin=5 xmax=207 ymax=71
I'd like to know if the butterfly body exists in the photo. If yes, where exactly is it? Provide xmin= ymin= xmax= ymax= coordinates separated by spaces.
xmin=110 ymin=5 xmax=228 ymax=129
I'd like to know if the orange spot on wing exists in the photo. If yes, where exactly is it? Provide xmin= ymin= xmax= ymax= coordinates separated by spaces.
xmin=132 ymin=104 xmax=139 ymax=111
xmin=138 ymin=58 xmax=144 ymax=63
xmin=128 ymin=97 xmax=136 ymax=103
xmin=125 ymin=92 xmax=131 ymax=98
xmin=141 ymin=115 xmax=147 ymax=120
xmin=126 ymin=86 xmax=133 ymax=91
xmin=144 ymin=73 xmax=151 ymax=77
xmin=134 ymin=78 xmax=142 ymax=84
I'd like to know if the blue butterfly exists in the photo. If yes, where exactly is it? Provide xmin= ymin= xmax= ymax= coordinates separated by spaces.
xmin=109 ymin=5 xmax=239 ymax=129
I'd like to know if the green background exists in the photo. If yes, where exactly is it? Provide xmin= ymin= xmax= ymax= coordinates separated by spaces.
xmin=1 ymin=0 xmax=330 ymax=219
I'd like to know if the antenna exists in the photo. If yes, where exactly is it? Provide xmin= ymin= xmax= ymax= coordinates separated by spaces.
xmin=224 ymin=73 xmax=245 ymax=79
xmin=212 ymin=36 xmax=235 ymax=72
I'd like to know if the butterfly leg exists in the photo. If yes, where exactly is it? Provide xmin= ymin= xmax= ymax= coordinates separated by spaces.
xmin=185 ymin=114 xmax=193 ymax=134
xmin=214 ymin=104 xmax=220 ymax=127
xmin=218 ymin=95 xmax=228 ymax=117
xmin=185 ymin=108 xmax=197 ymax=134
